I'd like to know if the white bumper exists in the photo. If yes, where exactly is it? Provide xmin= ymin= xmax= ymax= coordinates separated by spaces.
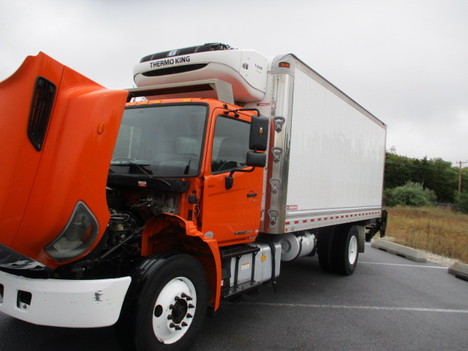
xmin=0 ymin=270 xmax=131 ymax=328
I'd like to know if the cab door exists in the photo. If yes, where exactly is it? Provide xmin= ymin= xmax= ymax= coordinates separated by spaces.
xmin=200 ymin=112 xmax=264 ymax=246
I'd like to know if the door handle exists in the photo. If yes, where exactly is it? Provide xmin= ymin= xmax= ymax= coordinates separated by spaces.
xmin=247 ymin=193 xmax=257 ymax=198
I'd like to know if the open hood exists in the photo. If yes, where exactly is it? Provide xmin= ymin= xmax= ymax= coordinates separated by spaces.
xmin=0 ymin=52 xmax=128 ymax=268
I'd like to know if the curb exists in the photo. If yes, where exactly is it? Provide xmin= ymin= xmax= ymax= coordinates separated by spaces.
xmin=448 ymin=262 xmax=468 ymax=282
xmin=371 ymin=239 xmax=468 ymax=282
xmin=371 ymin=239 xmax=427 ymax=263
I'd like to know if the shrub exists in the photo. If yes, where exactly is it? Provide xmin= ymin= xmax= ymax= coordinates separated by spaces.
xmin=385 ymin=182 xmax=436 ymax=207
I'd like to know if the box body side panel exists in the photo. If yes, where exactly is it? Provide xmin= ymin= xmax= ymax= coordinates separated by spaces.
xmin=262 ymin=55 xmax=386 ymax=234
xmin=287 ymin=66 xmax=386 ymax=211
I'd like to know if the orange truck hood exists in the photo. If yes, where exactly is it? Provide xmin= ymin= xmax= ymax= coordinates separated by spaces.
xmin=0 ymin=52 xmax=128 ymax=268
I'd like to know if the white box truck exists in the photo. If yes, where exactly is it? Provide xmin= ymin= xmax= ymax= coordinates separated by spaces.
xmin=0 ymin=43 xmax=387 ymax=350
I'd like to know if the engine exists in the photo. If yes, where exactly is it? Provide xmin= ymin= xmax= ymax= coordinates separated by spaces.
xmin=53 ymin=186 xmax=180 ymax=279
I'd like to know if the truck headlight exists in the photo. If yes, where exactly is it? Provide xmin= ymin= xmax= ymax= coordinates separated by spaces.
xmin=45 ymin=201 xmax=99 ymax=262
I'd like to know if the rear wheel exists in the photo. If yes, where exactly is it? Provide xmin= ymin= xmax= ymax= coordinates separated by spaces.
xmin=317 ymin=227 xmax=335 ymax=272
xmin=118 ymin=253 xmax=208 ymax=351
xmin=332 ymin=226 xmax=359 ymax=275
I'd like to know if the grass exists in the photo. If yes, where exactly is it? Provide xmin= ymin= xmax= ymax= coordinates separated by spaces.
xmin=385 ymin=206 xmax=468 ymax=263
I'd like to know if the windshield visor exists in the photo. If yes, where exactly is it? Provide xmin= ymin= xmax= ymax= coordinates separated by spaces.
xmin=111 ymin=104 xmax=207 ymax=177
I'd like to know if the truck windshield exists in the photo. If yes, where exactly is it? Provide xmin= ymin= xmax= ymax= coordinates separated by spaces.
xmin=111 ymin=104 xmax=207 ymax=177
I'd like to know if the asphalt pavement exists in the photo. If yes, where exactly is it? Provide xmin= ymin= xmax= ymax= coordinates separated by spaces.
xmin=1 ymin=244 xmax=467 ymax=351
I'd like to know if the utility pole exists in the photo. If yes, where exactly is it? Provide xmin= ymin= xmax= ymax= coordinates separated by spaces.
xmin=457 ymin=161 xmax=468 ymax=196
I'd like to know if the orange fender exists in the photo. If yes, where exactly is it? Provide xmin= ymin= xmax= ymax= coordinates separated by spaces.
xmin=141 ymin=213 xmax=222 ymax=311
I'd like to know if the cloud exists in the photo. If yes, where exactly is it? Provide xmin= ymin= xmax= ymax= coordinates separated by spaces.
xmin=1 ymin=0 xmax=467 ymax=163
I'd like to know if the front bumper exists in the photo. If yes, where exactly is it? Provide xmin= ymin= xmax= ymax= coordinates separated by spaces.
xmin=0 ymin=269 xmax=131 ymax=328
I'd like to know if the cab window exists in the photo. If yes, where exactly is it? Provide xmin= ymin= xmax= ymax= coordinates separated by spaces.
xmin=211 ymin=116 xmax=249 ymax=173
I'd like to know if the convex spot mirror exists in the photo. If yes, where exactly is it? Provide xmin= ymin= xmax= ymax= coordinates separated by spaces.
xmin=246 ymin=151 xmax=266 ymax=168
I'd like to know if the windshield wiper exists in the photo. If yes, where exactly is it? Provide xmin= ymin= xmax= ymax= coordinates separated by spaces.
xmin=111 ymin=158 xmax=153 ymax=178
xmin=109 ymin=158 xmax=174 ymax=190
xmin=184 ymin=159 xmax=191 ymax=175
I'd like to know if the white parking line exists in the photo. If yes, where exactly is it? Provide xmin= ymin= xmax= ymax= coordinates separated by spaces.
xmin=359 ymin=261 xmax=448 ymax=269
xmin=247 ymin=302 xmax=468 ymax=314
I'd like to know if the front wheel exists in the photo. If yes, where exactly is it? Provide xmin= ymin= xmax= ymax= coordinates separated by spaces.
xmin=118 ymin=253 xmax=208 ymax=351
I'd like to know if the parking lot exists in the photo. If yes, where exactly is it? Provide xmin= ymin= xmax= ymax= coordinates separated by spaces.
xmin=1 ymin=244 xmax=467 ymax=351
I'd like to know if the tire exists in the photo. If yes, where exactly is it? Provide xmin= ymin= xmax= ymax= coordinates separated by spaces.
xmin=117 ymin=253 xmax=208 ymax=351
xmin=332 ymin=226 xmax=359 ymax=276
xmin=317 ymin=227 xmax=335 ymax=272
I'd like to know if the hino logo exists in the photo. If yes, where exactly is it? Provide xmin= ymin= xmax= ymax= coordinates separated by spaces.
xmin=150 ymin=56 xmax=191 ymax=68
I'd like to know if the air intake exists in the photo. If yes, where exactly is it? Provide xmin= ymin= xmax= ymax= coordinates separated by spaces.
xmin=28 ymin=76 xmax=56 ymax=151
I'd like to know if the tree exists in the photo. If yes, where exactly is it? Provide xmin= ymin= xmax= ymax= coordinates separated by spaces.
xmin=425 ymin=158 xmax=457 ymax=203
xmin=455 ymin=191 xmax=468 ymax=214
xmin=384 ymin=153 xmax=414 ymax=189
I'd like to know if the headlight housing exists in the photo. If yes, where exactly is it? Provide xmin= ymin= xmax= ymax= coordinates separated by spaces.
xmin=45 ymin=201 xmax=99 ymax=262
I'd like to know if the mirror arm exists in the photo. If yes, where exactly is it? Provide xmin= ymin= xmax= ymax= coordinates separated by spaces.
xmin=225 ymin=108 xmax=260 ymax=117
xmin=228 ymin=167 xmax=255 ymax=177
xmin=225 ymin=167 xmax=256 ymax=190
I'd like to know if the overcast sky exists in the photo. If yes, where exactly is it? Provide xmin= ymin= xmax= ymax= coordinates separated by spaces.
xmin=1 ymin=0 xmax=467 ymax=165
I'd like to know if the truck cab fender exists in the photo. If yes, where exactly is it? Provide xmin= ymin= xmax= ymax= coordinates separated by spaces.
xmin=140 ymin=213 xmax=222 ymax=311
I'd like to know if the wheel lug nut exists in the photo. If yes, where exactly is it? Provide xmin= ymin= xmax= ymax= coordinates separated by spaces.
xmin=169 ymin=322 xmax=181 ymax=330
xmin=188 ymin=303 xmax=195 ymax=309
xmin=187 ymin=313 xmax=193 ymax=318
xmin=182 ymin=322 xmax=188 ymax=327
xmin=181 ymin=293 xmax=193 ymax=301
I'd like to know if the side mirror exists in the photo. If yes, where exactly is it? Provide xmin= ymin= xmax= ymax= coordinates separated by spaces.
xmin=249 ymin=115 xmax=269 ymax=151
xmin=246 ymin=151 xmax=266 ymax=168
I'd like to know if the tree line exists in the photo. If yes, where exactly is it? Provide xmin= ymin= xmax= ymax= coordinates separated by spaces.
xmin=384 ymin=153 xmax=468 ymax=212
